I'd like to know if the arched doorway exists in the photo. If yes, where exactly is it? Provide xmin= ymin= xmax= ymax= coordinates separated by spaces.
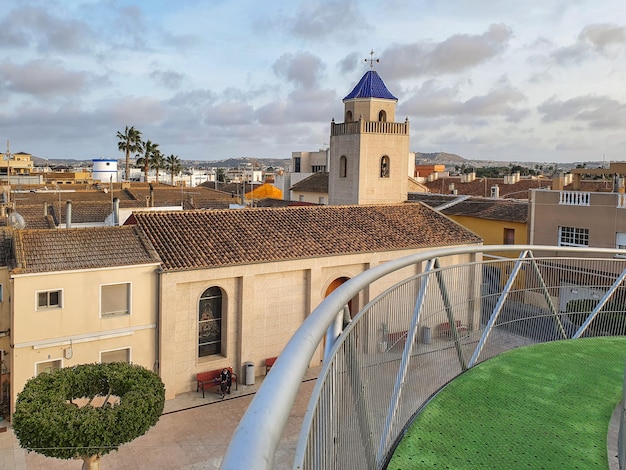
xmin=325 ymin=277 xmax=354 ymax=318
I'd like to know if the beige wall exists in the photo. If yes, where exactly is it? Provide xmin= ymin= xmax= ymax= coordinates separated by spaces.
xmin=291 ymin=190 xmax=327 ymax=204
xmin=158 ymin=246 xmax=481 ymax=399
xmin=10 ymin=263 xmax=159 ymax=410
xmin=292 ymin=150 xmax=327 ymax=173
xmin=329 ymin=130 xmax=409 ymax=205
xmin=530 ymin=189 xmax=626 ymax=251
xmin=344 ymin=98 xmax=397 ymax=122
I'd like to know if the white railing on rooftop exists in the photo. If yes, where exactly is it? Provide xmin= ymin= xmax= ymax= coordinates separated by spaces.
xmin=221 ymin=245 xmax=626 ymax=470
xmin=559 ymin=190 xmax=590 ymax=206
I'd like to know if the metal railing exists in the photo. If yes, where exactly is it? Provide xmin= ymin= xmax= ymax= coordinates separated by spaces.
xmin=221 ymin=245 xmax=626 ymax=470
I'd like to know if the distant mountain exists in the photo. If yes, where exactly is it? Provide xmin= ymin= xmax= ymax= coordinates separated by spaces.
xmin=30 ymin=156 xmax=291 ymax=169
xmin=414 ymin=152 xmax=466 ymax=163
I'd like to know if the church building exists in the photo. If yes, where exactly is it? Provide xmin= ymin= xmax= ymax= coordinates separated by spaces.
xmin=329 ymin=67 xmax=410 ymax=205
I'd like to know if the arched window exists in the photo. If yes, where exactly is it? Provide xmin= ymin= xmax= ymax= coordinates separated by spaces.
xmin=339 ymin=156 xmax=347 ymax=178
xmin=378 ymin=110 xmax=387 ymax=122
xmin=380 ymin=156 xmax=390 ymax=178
xmin=198 ymin=286 xmax=222 ymax=357
xmin=345 ymin=110 xmax=353 ymax=122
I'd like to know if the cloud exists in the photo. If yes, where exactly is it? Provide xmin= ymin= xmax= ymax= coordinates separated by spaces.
xmin=538 ymin=95 xmax=626 ymax=129
xmin=150 ymin=70 xmax=186 ymax=90
xmin=256 ymin=88 xmax=339 ymax=126
xmin=380 ymin=24 xmax=512 ymax=80
xmin=551 ymin=23 xmax=626 ymax=65
xmin=254 ymin=0 xmax=371 ymax=41
xmin=0 ymin=5 xmax=94 ymax=54
xmin=288 ymin=0 xmax=370 ymax=39
xmin=579 ymin=23 xmax=626 ymax=51
xmin=272 ymin=52 xmax=326 ymax=89
xmin=0 ymin=60 xmax=94 ymax=98
xmin=338 ymin=52 xmax=361 ymax=75
xmin=400 ymin=78 xmax=527 ymax=123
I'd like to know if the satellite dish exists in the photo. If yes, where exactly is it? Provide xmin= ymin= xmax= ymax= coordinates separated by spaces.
xmin=8 ymin=212 xmax=26 ymax=229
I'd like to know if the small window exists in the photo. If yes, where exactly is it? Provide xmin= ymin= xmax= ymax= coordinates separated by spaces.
xmin=504 ymin=228 xmax=515 ymax=245
xmin=558 ymin=226 xmax=589 ymax=247
xmin=37 ymin=289 xmax=62 ymax=310
xmin=380 ymin=156 xmax=390 ymax=178
xmin=378 ymin=110 xmax=387 ymax=122
xmin=339 ymin=156 xmax=347 ymax=178
xmin=294 ymin=157 xmax=301 ymax=173
xmin=101 ymin=348 xmax=130 ymax=363
xmin=345 ymin=110 xmax=353 ymax=122
xmin=101 ymin=283 xmax=131 ymax=316
xmin=36 ymin=359 xmax=62 ymax=375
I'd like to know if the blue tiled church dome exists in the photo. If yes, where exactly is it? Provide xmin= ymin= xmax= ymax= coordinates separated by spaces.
xmin=343 ymin=70 xmax=397 ymax=101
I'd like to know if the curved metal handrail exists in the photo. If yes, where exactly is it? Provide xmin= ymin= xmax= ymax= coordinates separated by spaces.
xmin=221 ymin=245 xmax=625 ymax=469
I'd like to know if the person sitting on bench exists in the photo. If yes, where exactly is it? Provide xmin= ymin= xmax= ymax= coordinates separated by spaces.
xmin=217 ymin=368 xmax=232 ymax=398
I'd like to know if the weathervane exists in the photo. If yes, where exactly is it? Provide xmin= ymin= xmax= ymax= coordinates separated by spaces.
xmin=364 ymin=49 xmax=379 ymax=70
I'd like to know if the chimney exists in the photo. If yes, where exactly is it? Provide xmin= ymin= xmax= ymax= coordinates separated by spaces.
xmin=44 ymin=201 xmax=48 ymax=216
xmin=66 ymin=201 xmax=72 ymax=229
xmin=113 ymin=197 xmax=120 ymax=225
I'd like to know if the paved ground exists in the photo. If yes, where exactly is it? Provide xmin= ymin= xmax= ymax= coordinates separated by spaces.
xmin=0 ymin=367 xmax=320 ymax=470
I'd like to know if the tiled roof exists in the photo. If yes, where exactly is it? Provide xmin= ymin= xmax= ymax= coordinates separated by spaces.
xmin=409 ymin=194 xmax=527 ymax=223
xmin=290 ymin=172 xmax=328 ymax=193
xmin=133 ymin=204 xmax=482 ymax=272
xmin=0 ymin=228 xmax=13 ymax=267
xmin=12 ymin=205 xmax=56 ymax=229
xmin=343 ymin=71 xmax=398 ymax=101
xmin=253 ymin=199 xmax=318 ymax=208
xmin=423 ymin=177 xmax=553 ymax=199
xmin=48 ymin=201 xmax=114 ymax=225
xmin=12 ymin=226 xmax=161 ymax=274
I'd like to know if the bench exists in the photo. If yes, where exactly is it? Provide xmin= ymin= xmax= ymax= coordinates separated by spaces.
xmin=387 ymin=331 xmax=408 ymax=349
xmin=196 ymin=367 xmax=238 ymax=398
xmin=265 ymin=357 xmax=277 ymax=374
xmin=438 ymin=320 xmax=468 ymax=339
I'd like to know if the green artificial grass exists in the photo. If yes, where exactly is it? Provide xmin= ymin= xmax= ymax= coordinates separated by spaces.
xmin=388 ymin=337 xmax=626 ymax=469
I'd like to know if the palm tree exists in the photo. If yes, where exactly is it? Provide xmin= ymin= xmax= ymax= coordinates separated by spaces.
xmin=136 ymin=140 xmax=159 ymax=182
xmin=116 ymin=126 xmax=142 ymax=181
xmin=150 ymin=150 xmax=165 ymax=183
xmin=165 ymin=154 xmax=182 ymax=185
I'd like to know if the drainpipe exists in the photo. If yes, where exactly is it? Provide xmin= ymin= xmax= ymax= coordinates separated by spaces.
xmin=66 ymin=201 xmax=72 ymax=229
xmin=154 ymin=267 xmax=162 ymax=375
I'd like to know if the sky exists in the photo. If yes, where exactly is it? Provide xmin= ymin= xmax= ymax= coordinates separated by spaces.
xmin=1 ymin=0 xmax=626 ymax=163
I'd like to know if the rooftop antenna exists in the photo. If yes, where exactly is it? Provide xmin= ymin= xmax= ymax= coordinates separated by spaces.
xmin=364 ymin=49 xmax=379 ymax=70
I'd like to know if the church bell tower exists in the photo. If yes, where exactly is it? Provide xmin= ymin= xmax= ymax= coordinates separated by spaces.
xmin=328 ymin=52 xmax=410 ymax=205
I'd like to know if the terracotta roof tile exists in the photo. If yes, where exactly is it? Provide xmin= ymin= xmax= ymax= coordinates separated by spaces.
xmin=13 ymin=225 xmax=161 ymax=274
xmin=424 ymin=177 xmax=552 ymax=199
xmin=133 ymin=204 xmax=482 ymax=272
xmin=409 ymin=194 xmax=528 ymax=223
xmin=290 ymin=172 xmax=329 ymax=193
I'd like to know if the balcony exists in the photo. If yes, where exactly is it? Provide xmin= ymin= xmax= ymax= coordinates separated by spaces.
xmin=331 ymin=119 xmax=409 ymax=137
xmin=222 ymin=245 xmax=626 ymax=469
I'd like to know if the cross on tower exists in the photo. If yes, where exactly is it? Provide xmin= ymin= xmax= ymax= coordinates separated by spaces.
xmin=364 ymin=49 xmax=379 ymax=69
